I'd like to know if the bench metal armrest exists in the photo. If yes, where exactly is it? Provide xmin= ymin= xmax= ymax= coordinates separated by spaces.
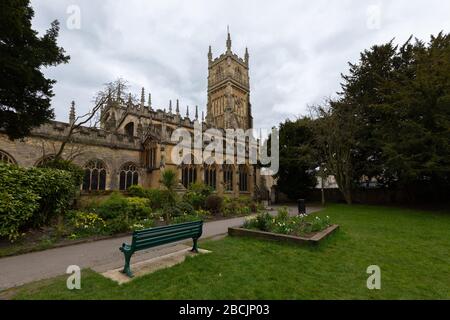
xmin=119 ymin=243 xmax=132 ymax=253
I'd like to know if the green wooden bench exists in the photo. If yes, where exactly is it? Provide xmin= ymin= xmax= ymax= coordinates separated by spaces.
xmin=119 ymin=220 xmax=203 ymax=277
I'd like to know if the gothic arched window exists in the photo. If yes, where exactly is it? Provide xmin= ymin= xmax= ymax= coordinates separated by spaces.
xmin=144 ymin=145 xmax=157 ymax=169
xmin=124 ymin=122 xmax=134 ymax=137
xmin=223 ymin=164 xmax=233 ymax=192
xmin=204 ymin=165 xmax=217 ymax=190
xmin=181 ymin=154 xmax=197 ymax=188
xmin=119 ymin=162 xmax=139 ymax=190
xmin=82 ymin=159 xmax=107 ymax=191
xmin=0 ymin=150 xmax=16 ymax=165
xmin=239 ymin=164 xmax=248 ymax=192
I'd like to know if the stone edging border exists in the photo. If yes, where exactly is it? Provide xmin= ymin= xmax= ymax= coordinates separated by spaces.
xmin=228 ymin=224 xmax=340 ymax=245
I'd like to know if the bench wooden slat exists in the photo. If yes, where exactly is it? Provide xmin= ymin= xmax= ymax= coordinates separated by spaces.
xmin=134 ymin=224 xmax=201 ymax=239
xmin=134 ymin=227 xmax=201 ymax=245
xmin=135 ymin=234 xmax=199 ymax=250
xmin=134 ymin=221 xmax=201 ymax=235
xmin=134 ymin=230 xmax=201 ymax=249
xmin=134 ymin=230 xmax=200 ymax=245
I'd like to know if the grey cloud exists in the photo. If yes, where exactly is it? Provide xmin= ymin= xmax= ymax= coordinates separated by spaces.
xmin=30 ymin=0 xmax=450 ymax=128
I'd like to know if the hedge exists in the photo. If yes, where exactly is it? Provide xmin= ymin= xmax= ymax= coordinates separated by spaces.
xmin=0 ymin=163 xmax=79 ymax=241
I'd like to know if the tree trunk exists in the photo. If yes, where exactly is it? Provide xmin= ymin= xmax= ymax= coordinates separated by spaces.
xmin=336 ymin=175 xmax=353 ymax=205
xmin=342 ymin=188 xmax=353 ymax=205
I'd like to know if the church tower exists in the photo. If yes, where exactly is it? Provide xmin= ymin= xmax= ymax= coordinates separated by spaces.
xmin=206 ymin=29 xmax=253 ymax=130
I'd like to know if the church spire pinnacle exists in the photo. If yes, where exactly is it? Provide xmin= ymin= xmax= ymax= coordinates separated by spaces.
xmin=69 ymin=101 xmax=76 ymax=124
xmin=245 ymin=47 xmax=249 ymax=64
xmin=140 ymin=87 xmax=145 ymax=107
xmin=226 ymin=25 xmax=232 ymax=52
xmin=208 ymin=45 xmax=212 ymax=62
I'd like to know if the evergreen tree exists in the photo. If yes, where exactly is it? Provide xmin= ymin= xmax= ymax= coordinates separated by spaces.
xmin=381 ymin=33 xmax=450 ymax=189
xmin=337 ymin=32 xmax=450 ymax=197
xmin=0 ymin=0 xmax=69 ymax=139
xmin=275 ymin=118 xmax=318 ymax=200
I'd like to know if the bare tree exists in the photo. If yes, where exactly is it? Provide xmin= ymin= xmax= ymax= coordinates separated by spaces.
xmin=312 ymin=100 xmax=357 ymax=205
xmin=54 ymin=78 xmax=130 ymax=160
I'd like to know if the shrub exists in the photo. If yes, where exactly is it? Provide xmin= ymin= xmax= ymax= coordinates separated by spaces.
xmin=205 ymin=195 xmax=223 ymax=214
xmin=162 ymin=205 xmax=182 ymax=220
xmin=96 ymin=192 xmax=129 ymax=220
xmin=183 ymin=191 xmax=204 ymax=210
xmin=189 ymin=182 xmax=213 ymax=196
xmin=221 ymin=197 xmax=259 ymax=216
xmin=127 ymin=185 xmax=148 ymax=198
xmin=0 ymin=163 xmax=79 ymax=240
xmin=105 ymin=217 xmax=131 ymax=234
xmin=128 ymin=185 xmax=172 ymax=210
xmin=96 ymin=193 xmax=153 ymax=220
xmin=0 ymin=162 xmax=40 ymax=241
xmin=183 ymin=183 xmax=213 ymax=209
xmin=147 ymin=189 xmax=171 ymax=209
xmin=222 ymin=197 xmax=254 ymax=216
xmin=126 ymin=197 xmax=152 ymax=219
xmin=0 ymin=189 xmax=39 ymax=241
xmin=221 ymin=197 xmax=238 ymax=216
xmin=41 ymin=159 xmax=84 ymax=187
xmin=176 ymin=201 xmax=195 ymax=216
xmin=25 ymin=166 xmax=78 ymax=226
xmin=161 ymin=201 xmax=195 ymax=220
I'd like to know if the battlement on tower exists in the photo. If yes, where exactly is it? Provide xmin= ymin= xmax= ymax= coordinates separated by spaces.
xmin=210 ymin=52 xmax=248 ymax=68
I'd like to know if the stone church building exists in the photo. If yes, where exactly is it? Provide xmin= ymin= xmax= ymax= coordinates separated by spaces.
xmin=0 ymin=32 xmax=268 ymax=199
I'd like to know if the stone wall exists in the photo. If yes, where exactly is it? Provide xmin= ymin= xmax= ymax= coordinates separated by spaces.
xmin=0 ymin=132 xmax=147 ymax=190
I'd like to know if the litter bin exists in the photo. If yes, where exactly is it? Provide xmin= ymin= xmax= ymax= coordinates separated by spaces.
xmin=297 ymin=199 xmax=306 ymax=215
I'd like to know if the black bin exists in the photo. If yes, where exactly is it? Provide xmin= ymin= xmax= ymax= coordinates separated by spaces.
xmin=297 ymin=199 xmax=306 ymax=215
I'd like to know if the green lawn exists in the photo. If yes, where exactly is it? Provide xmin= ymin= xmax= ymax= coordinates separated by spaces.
xmin=5 ymin=204 xmax=450 ymax=299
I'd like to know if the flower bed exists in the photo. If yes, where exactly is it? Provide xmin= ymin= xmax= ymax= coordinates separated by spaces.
xmin=229 ymin=207 xmax=339 ymax=245
xmin=0 ymin=183 xmax=262 ymax=257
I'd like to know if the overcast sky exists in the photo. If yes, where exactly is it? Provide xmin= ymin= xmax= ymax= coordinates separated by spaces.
xmin=31 ymin=0 xmax=450 ymax=130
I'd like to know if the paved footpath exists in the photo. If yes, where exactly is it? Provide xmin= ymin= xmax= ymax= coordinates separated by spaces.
xmin=0 ymin=205 xmax=321 ymax=290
